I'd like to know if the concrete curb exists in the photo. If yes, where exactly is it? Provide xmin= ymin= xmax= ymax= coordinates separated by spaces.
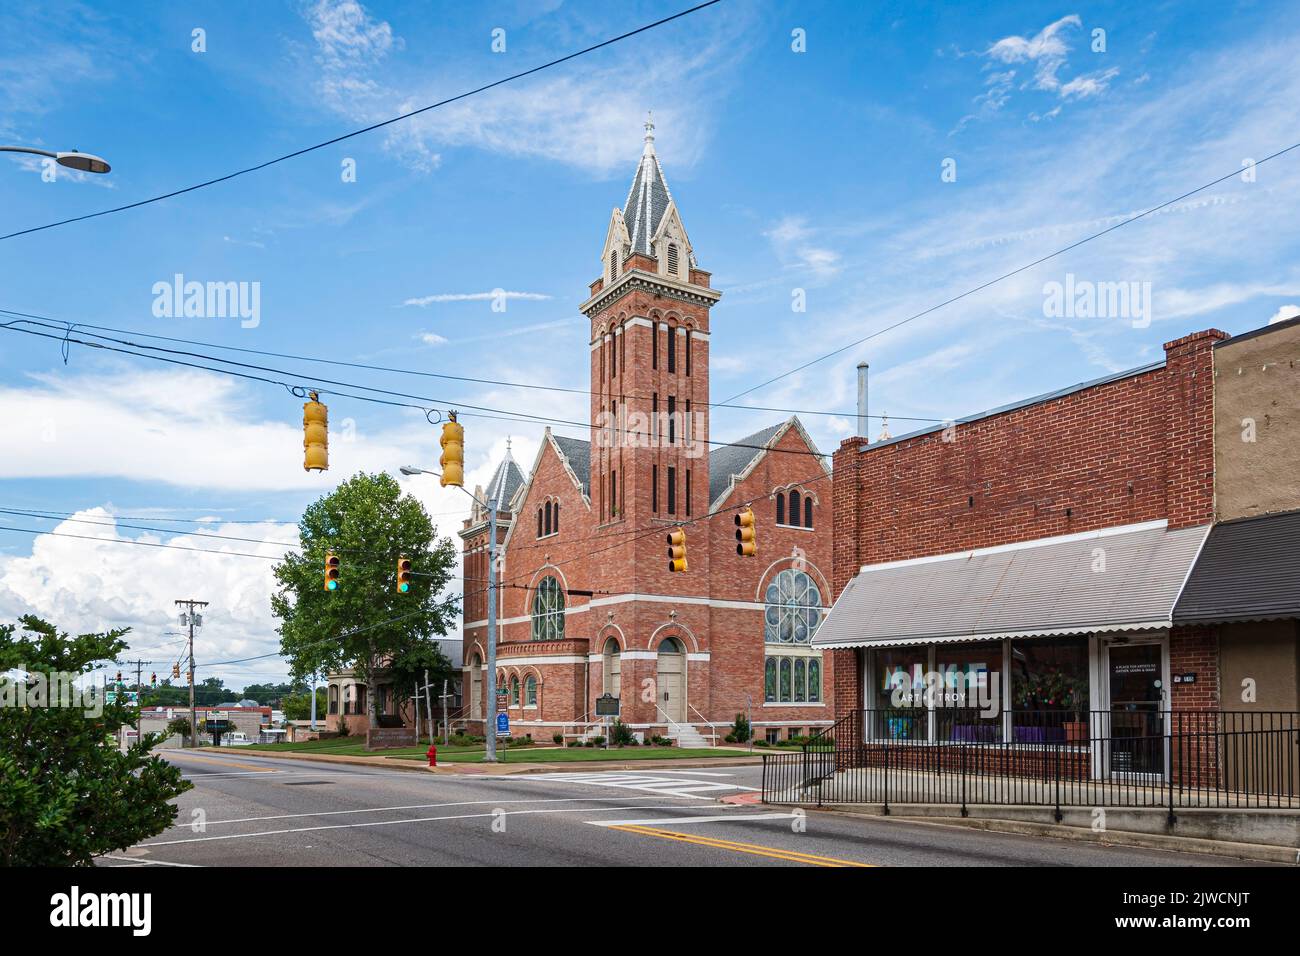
xmin=809 ymin=804 xmax=1300 ymax=865
xmin=239 ymin=748 xmax=763 ymax=775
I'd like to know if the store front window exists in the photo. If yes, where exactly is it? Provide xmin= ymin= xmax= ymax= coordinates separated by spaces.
xmin=1010 ymin=637 xmax=1090 ymax=742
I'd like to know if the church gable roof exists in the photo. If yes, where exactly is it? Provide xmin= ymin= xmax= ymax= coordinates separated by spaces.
xmin=550 ymin=434 xmax=591 ymax=497
xmin=708 ymin=417 xmax=828 ymax=511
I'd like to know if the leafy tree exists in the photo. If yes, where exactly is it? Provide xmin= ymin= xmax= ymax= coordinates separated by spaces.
xmin=165 ymin=716 xmax=192 ymax=742
xmin=272 ymin=472 xmax=458 ymax=734
xmin=240 ymin=682 xmax=295 ymax=706
xmin=282 ymin=687 xmax=328 ymax=721
xmin=0 ymin=616 xmax=192 ymax=866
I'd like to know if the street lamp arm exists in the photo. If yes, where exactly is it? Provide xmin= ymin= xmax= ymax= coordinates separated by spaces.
xmin=1 ymin=145 xmax=111 ymax=173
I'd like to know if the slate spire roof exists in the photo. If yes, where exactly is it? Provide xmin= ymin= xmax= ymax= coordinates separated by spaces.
xmin=621 ymin=113 xmax=689 ymax=263
xmin=484 ymin=444 xmax=526 ymax=507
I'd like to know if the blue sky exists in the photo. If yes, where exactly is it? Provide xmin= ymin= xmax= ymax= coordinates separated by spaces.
xmin=2 ymin=0 xmax=1299 ymax=688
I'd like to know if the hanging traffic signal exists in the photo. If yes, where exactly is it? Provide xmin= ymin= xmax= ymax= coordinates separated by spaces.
xmin=439 ymin=412 xmax=464 ymax=487
xmin=172 ymin=663 xmax=181 ymax=680
xmin=397 ymin=556 xmax=412 ymax=593
xmin=150 ymin=672 xmax=157 ymax=687
xmin=324 ymin=551 xmax=340 ymax=591
xmin=735 ymin=507 xmax=757 ymax=557
xmin=667 ymin=527 xmax=688 ymax=573
xmin=303 ymin=391 xmax=329 ymax=472
xmin=115 ymin=671 xmax=123 ymax=685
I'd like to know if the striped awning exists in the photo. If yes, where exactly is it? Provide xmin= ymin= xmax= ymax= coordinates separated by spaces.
xmin=812 ymin=521 xmax=1209 ymax=649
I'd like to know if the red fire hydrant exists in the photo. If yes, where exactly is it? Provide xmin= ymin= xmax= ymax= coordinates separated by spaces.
xmin=426 ymin=743 xmax=437 ymax=767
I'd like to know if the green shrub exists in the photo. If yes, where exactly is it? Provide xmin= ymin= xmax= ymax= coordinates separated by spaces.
xmin=552 ymin=733 xmax=563 ymax=745
xmin=610 ymin=720 xmax=635 ymax=746
xmin=730 ymin=713 xmax=752 ymax=743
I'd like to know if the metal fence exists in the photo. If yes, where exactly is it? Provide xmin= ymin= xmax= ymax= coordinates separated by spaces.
xmin=761 ymin=709 xmax=1300 ymax=821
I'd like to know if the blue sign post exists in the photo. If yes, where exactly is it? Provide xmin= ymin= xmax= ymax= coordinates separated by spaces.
xmin=496 ymin=711 xmax=510 ymax=738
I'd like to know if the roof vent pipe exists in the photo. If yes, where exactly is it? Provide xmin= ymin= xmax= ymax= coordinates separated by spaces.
xmin=856 ymin=362 xmax=869 ymax=440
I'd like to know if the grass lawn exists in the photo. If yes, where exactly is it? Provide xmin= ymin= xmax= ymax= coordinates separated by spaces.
xmin=244 ymin=737 xmax=483 ymax=759
xmin=392 ymin=746 xmax=757 ymax=763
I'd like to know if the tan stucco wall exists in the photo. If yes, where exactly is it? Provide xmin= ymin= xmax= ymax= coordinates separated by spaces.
xmin=1218 ymin=619 xmax=1300 ymax=712
xmin=1213 ymin=319 xmax=1300 ymax=520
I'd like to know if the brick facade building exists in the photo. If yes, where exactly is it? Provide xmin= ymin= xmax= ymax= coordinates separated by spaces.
xmin=459 ymin=123 xmax=833 ymax=743
xmin=817 ymin=329 xmax=1231 ymax=769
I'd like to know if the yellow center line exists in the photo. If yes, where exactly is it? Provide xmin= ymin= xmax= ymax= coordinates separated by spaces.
xmin=165 ymin=752 xmax=279 ymax=773
xmin=608 ymin=824 xmax=875 ymax=867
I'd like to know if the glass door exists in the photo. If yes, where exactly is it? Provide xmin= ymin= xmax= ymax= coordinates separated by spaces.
xmin=1107 ymin=642 xmax=1165 ymax=778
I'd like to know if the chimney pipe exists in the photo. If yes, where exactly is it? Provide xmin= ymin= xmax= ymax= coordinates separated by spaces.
xmin=856 ymin=362 xmax=869 ymax=440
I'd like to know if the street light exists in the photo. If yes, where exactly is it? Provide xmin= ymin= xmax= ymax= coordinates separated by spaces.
xmin=400 ymin=463 xmax=501 ymax=763
xmin=1 ymin=146 xmax=111 ymax=174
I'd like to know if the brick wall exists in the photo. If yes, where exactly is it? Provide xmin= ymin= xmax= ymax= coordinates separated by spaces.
xmin=828 ymin=329 xmax=1225 ymax=717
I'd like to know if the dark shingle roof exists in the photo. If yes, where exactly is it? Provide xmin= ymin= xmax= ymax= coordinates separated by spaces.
xmin=551 ymin=435 xmax=591 ymax=496
xmin=708 ymin=422 xmax=785 ymax=505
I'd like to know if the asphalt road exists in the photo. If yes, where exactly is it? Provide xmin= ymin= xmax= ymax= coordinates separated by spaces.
xmin=99 ymin=749 xmax=1268 ymax=868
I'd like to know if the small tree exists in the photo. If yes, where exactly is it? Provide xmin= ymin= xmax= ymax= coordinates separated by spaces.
xmin=731 ymin=712 xmax=752 ymax=743
xmin=165 ymin=716 xmax=191 ymax=743
xmin=0 ymin=616 xmax=192 ymax=866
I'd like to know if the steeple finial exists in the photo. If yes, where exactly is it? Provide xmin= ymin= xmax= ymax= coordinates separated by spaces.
xmin=643 ymin=110 xmax=655 ymax=153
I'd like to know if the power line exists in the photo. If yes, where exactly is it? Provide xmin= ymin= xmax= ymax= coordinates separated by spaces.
xmin=720 ymin=138 xmax=1300 ymax=405
xmin=0 ymin=309 xmax=937 ymax=424
xmin=0 ymin=1 xmax=724 ymax=243
xmin=0 ymin=317 xmax=837 ymax=459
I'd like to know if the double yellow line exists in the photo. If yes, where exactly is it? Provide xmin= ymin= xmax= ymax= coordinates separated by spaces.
xmin=608 ymin=824 xmax=874 ymax=867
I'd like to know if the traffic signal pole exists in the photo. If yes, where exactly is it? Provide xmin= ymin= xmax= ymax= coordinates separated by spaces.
xmin=485 ymin=493 xmax=498 ymax=763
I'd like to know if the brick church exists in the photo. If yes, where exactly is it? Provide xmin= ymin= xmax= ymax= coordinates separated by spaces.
xmin=458 ymin=121 xmax=834 ymax=744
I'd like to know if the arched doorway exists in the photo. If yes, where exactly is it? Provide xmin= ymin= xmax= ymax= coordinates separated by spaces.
xmin=656 ymin=637 xmax=685 ymax=723
xmin=470 ymin=654 xmax=483 ymax=720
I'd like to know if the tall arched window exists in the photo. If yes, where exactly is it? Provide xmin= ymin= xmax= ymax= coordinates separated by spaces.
xmin=525 ymin=674 xmax=538 ymax=707
xmin=544 ymin=501 xmax=552 ymax=536
xmin=553 ymin=501 xmax=560 ymax=533
xmin=764 ymin=568 xmax=823 ymax=644
xmin=776 ymin=493 xmax=785 ymax=525
xmin=603 ymin=638 xmax=621 ymax=697
xmin=804 ymin=495 xmax=813 ymax=529
xmin=789 ymin=490 xmax=802 ymax=528
xmin=509 ymin=675 xmax=520 ymax=706
xmin=530 ymin=576 xmax=565 ymax=641
xmin=537 ymin=508 xmax=543 ymax=538
xmin=328 ymin=684 xmax=339 ymax=715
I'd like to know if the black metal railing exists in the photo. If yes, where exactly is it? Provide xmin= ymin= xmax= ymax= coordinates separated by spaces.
xmin=761 ymin=709 xmax=1300 ymax=821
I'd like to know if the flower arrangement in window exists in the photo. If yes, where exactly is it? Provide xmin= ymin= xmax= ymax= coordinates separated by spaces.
xmin=1013 ymin=667 xmax=1088 ymax=711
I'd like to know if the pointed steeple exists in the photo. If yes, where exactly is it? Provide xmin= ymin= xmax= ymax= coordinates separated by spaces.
xmin=621 ymin=111 xmax=684 ymax=260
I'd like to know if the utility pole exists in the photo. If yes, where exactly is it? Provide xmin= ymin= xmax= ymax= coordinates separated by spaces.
xmin=485 ymin=494 xmax=499 ymax=762
xmin=410 ymin=690 xmax=421 ymax=743
xmin=175 ymin=599 xmax=208 ymax=748
xmin=309 ymin=671 xmax=318 ymax=731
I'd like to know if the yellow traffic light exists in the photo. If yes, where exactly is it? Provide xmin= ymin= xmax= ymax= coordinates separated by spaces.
xmin=666 ymin=527 xmax=688 ymax=573
xmin=303 ymin=392 xmax=328 ymax=472
xmin=439 ymin=412 xmax=464 ymax=487
xmin=324 ymin=551 xmax=340 ymax=591
xmin=397 ymin=556 xmax=412 ymax=594
xmin=735 ymin=507 xmax=757 ymax=557
xmin=172 ymin=663 xmax=180 ymax=680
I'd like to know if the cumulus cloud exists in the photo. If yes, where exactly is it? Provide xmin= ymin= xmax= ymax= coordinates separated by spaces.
xmin=1268 ymin=304 xmax=1300 ymax=324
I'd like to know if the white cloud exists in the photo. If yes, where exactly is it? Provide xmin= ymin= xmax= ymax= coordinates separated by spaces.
xmin=298 ymin=0 xmax=752 ymax=175
xmin=403 ymin=291 xmax=551 ymax=307
xmin=764 ymin=217 xmax=841 ymax=279
xmin=418 ymin=332 xmax=448 ymax=346
xmin=986 ymin=14 xmax=1081 ymax=92
xmin=1268 ymin=304 xmax=1300 ymax=324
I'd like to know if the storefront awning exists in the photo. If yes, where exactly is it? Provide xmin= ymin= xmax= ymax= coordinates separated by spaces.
xmin=812 ymin=521 xmax=1209 ymax=649
xmin=1174 ymin=509 xmax=1300 ymax=624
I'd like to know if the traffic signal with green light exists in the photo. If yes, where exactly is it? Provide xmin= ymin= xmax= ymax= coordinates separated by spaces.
xmin=324 ymin=551 xmax=340 ymax=591
xmin=397 ymin=556 xmax=412 ymax=593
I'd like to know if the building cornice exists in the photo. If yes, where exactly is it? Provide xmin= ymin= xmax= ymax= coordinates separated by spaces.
xmin=579 ymin=267 xmax=721 ymax=318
